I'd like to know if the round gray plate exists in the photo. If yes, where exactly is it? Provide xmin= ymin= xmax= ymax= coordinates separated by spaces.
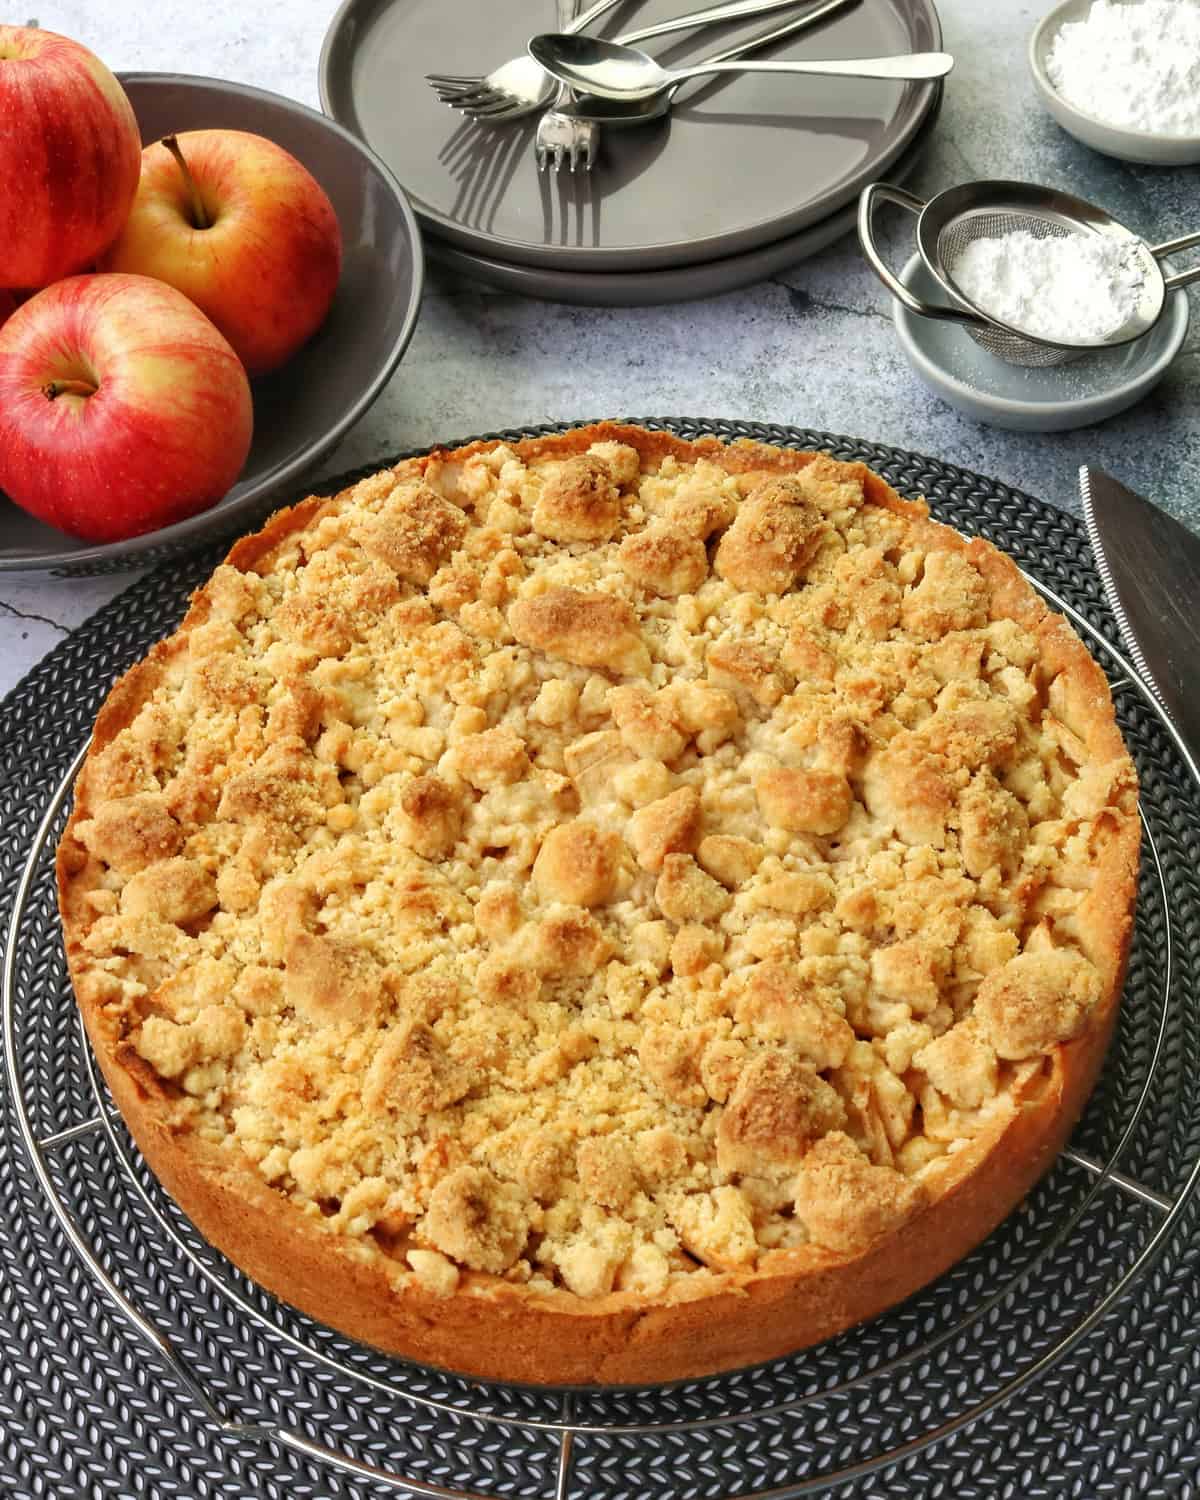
xmin=428 ymin=89 xmax=938 ymax=305
xmin=894 ymin=256 xmax=1191 ymax=433
xmin=0 ymin=74 xmax=424 ymax=576
xmin=319 ymin=0 xmax=941 ymax=272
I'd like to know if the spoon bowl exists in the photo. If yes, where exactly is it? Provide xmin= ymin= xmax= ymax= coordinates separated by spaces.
xmin=530 ymin=35 xmax=673 ymax=100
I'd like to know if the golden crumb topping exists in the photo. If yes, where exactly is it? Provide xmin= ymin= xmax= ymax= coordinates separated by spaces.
xmin=64 ymin=431 xmax=1137 ymax=1301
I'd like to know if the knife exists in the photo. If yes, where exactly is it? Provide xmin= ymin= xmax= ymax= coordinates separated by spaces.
xmin=1079 ymin=465 xmax=1200 ymax=756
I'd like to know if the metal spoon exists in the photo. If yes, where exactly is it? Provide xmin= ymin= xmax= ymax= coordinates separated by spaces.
xmin=553 ymin=0 xmax=863 ymax=132
xmin=527 ymin=32 xmax=954 ymax=106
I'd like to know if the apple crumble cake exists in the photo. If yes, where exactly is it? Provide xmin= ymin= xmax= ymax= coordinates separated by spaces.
xmin=58 ymin=423 xmax=1139 ymax=1385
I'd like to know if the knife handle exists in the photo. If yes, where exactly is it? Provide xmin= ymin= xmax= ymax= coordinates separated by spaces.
xmin=620 ymin=0 xmax=851 ymax=46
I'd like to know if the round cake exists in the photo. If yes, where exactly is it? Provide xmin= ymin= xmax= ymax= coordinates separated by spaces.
xmin=57 ymin=423 xmax=1139 ymax=1386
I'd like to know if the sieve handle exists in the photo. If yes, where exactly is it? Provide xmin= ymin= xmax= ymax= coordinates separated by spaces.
xmin=1151 ymin=230 xmax=1200 ymax=292
xmin=857 ymin=181 xmax=989 ymax=326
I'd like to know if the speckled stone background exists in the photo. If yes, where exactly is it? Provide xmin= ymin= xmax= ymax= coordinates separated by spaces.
xmin=1 ymin=0 xmax=1197 ymax=697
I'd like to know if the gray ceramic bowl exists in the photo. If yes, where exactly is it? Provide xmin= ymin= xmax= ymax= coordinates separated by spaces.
xmin=1029 ymin=0 xmax=1200 ymax=166
xmin=0 ymin=73 xmax=424 ymax=575
xmin=893 ymin=255 xmax=1190 ymax=432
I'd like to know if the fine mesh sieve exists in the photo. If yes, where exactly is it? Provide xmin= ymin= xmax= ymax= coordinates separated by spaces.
xmin=934 ymin=206 xmax=1083 ymax=366
xmin=859 ymin=179 xmax=1200 ymax=368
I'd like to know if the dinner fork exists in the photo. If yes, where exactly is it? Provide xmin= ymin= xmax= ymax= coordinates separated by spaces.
xmin=535 ymin=0 xmax=587 ymax=172
xmin=537 ymin=0 xmax=858 ymax=173
xmin=428 ymin=0 xmax=842 ymax=122
xmin=427 ymin=0 xmax=622 ymax=120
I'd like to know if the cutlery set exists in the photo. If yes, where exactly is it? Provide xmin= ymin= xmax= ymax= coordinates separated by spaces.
xmin=426 ymin=0 xmax=953 ymax=172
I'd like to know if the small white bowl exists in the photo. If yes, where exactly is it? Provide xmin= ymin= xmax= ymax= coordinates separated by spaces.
xmin=1029 ymin=0 xmax=1200 ymax=166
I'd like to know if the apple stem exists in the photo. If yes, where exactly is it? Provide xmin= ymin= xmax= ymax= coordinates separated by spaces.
xmin=43 ymin=379 xmax=98 ymax=400
xmin=160 ymin=133 xmax=209 ymax=230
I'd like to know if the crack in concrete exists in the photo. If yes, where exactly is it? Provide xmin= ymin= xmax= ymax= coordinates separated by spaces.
xmin=944 ymin=134 xmax=977 ymax=182
xmin=0 ymin=599 xmax=68 ymax=634
xmin=781 ymin=285 xmax=890 ymax=323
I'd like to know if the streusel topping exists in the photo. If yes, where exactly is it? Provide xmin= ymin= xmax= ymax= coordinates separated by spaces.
xmin=65 ymin=435 xmax=1136 ymax=1300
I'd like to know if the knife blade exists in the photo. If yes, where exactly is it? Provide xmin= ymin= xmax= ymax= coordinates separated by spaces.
xmin=1079 ymin=465 xmax=1200 ymax=755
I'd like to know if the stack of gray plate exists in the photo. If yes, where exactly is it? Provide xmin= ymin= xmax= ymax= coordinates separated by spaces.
xmin=320 ymin=0 xmax=942 ymax=306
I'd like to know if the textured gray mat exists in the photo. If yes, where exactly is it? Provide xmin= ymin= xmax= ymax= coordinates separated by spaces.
xmin=2 ymin=419 xmax=1198 ymax=1500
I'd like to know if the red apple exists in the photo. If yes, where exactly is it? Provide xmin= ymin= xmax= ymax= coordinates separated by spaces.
xmin=0 ymin=26 xmax=141 ymax=287
xmin=0 ymin=273 xmax=253 ymax=543
xmin=102 ymin=129 xmax=342 ymax=376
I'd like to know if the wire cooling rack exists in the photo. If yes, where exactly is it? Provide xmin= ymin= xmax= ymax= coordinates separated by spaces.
xmin=3 ymin=420 xmax=1200 ymax=1500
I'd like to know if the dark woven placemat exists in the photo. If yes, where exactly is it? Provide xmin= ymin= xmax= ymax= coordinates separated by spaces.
xmin=2 ymin=418 xmax=1198 ymax=1500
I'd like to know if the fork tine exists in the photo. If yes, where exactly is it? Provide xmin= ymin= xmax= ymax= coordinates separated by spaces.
xmin=431 ymin=86 xmax=481 ymax=103
xmin=569 ymin=141 xmax=580 ymax=173
xmin=435 ymin=89 xmax=493 ymax=107
xmin=583 ymin=133 xmax=596 ymax=171
xmin=443 ymin=99 xmax=507 ymax=116
xmin=425 ymin=73 xmax=483 ymax=86
xmin=465 ymin=105 xmax=525 ymax=122
xmin=553 ymin=144 xmax=565 ymax=173
xmin=435 ymin=81 xmax=499 ymax=102
xmin=464 ymin=96 xmax=522 ymax=118
xmin=433 ymin=85 xmax=504 ymax=106
xmin=444 ymin=87 xmax=507 ymax=110
xmin=535 ymin=142 xmax=548 ymax=173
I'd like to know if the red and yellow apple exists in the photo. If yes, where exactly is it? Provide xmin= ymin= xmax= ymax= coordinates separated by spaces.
xmin=103 ymin=129 xmax=343 ymax=376
xmin=0 ymin=25 xmax=141 ymax=288
xmin=0 ymin=273 xmax=253 ymax=543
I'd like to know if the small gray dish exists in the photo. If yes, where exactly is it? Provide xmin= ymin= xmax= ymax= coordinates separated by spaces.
xmin=1029 ymin=0 xmax=1200 ymax=166
xmin=0 ymin=73 xmax=424 ymax=576
xmin=893 ymin=256 xmax=1190 ymax=432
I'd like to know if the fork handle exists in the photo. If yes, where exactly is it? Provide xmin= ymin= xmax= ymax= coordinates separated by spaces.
xmin=555 ymin=0 xmax=580 ymax=97
xmin=566 ymin=0 xmax=630 ymax=35
xmin=683 ymin=0 xmax=860 ymax=64
xmin=619 ymin=0 xmax=847 ymax=47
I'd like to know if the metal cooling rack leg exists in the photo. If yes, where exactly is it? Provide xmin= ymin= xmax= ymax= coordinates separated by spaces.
xmin=555 ymin=1396 xmax=577 ymax=1500
xmin=36 ymin=1117 xmax=105 ymax=1151
xmin=1061 ymin=1147 xmax=1173 ymax=1213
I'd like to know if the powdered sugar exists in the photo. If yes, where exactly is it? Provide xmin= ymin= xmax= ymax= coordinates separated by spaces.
xmin=1046 ymin=0 xmax=1200 ymax=137
xmin=950 ymin=230 xmax=1146 ymax=342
